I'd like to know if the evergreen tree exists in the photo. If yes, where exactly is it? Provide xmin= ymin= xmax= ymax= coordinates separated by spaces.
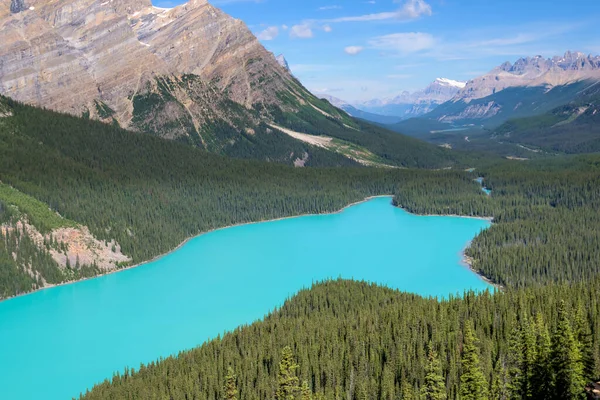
xmin=573 ymin=304 xmax=596 ymax=381
xmin=530 ymin=314 xmax=553 ymax=400
xmin=421 ymin=342 xmax=447 ymax=400
xmin=401 ymin=382 xmax=415 ymax=400
xmin=506 ymin=326 xmax=524 ymax=400
xmin=300 ymin=380 xmax=312 ymax=400
xmin=490 ymin=358 xmax=510 ymax=400
xmin=224 ymin=367 xmax=238 ymax=400
xmin=460 ymin=321 xmax=488 ymax=400
xmin=551 ymin=301 xmax=586 ymax=400
xmin=276 ymin=346 xmax=300 ymax=400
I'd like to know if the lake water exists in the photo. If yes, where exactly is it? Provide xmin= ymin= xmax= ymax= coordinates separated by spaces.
xmin=0 ymin=197 xmax=491 ymax=400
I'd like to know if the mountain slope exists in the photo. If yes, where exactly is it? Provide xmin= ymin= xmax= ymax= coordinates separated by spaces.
xmin=391 ymin=52 xmax=600 ymax=137
xmin=316 ymin=94 xmax=403 ymax=124
xmin=0 ymin=95 xmax=483 ymax=298
xmin=0 ymin=0 xmax=462 ymax=168
xmin=493 ymin=81 xmax=600 ymax=153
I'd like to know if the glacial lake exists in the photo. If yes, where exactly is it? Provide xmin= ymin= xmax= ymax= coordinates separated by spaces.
xmin=0 ymin=197 xmax=491 ymax=400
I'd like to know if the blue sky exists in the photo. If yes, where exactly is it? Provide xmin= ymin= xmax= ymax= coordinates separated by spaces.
xmin=154 ymin=0 xmax=600 ymax=102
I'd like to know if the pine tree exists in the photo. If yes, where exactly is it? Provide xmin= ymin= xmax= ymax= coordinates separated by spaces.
xmin=551 ymin=301 xmax=586 ymax=400
xmin=401 ymin=382 xmax=415 ymax=400
xmin=490 ymin=358 xmax=510 ymax=400
xmin=276 ymin=346 xmax=300 ymax=400
xmin=300 ymin=380 xmax=312 ymax=400
xmin=506 ymin=325 xmax=524 ymax=400
xmin=521 ymin=316 xmax=538 ymax=399
xmin=224 ymin=367 xmax=238 ymax=400
xmin=421 ymin=342 xmax=447 ymax=400
xmin=573 ymin=304 xmax=596 ymax=381
xmin=530 ymin=314 xmax=553 ymax=400
xmin=460 ymin=321 xmax=489 ymax=400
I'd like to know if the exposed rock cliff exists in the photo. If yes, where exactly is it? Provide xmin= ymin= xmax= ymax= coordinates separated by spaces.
xmin=0 ymin=0 xmax=304 ymax=143
xmin=456 ymin=52 xmax=600 ymax=102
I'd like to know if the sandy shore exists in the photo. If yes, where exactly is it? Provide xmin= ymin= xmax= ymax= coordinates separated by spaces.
xmin=1 ymin=194 xmax=501 ymax=301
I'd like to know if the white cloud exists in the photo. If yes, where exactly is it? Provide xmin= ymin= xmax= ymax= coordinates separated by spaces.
xmin=329 ymin=0 xmax=432 ymax=23
xmin=344 ymin=46 xmax=364 ymax=55
xmin=369 ymin=32 xmax=435 ymax=53
xmin=290 ymin=24 xmax=314 ymax=39
xmin=323 ymin=24 xmax=333 ymax=32
xmin=257 ymin=26 xmax=279 ymax=41
xmin=386 ymin=74 xmax=412 ymax=79
xmin=319 ymin=5 xmax=342 ymax=10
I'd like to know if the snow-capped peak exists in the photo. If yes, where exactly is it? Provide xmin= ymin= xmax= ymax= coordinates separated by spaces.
xmin=435 ymin=78 xmax=467 ymax=88
xmin=275 ymin=54 xmax=291 ymax=72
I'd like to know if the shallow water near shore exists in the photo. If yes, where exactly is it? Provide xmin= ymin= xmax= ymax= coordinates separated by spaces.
xmin=0 ymin=197 xmax=491 ymax=400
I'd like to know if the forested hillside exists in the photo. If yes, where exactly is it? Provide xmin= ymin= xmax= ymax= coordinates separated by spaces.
xmin=0 ymin=95 xmax=481 ymax=298
xmin=81 ymin=279 xmax=599 ymax=400
xmin=492 ymin=83 xmax=600 ymax=154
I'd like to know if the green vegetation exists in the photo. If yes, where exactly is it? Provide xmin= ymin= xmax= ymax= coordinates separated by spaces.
xmin=127 ymin=75 xmax=460 ymax=169
xmin=395 ymin=156 xmax=600 ymax=288
xmin=80 ymin=279 xmax=599 ymax=400
xmin=93 ymin=100 xmax=115 ymax=120
xmin=0 ymin=183 xmax=75 ymax=233
xmin=494 ymin=102 xmax=600 ymax=155
xmin=1 ymin=93 xmax=600 ymax=399
xmin=0 ymin=95 xmax=479 ymax=297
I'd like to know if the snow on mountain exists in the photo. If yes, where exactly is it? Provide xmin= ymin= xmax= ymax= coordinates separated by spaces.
xmin=275 ymin=54 xmax=291 ymax=72
xmin=435 ymin=78 xmax=467 ymax=88
xmin=356 ymin=78 xmax=466 ymax=119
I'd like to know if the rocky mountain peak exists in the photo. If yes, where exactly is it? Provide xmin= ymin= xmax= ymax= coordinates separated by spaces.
xmin=276 ymin=54 xmax=291 ymax=72
xmin=457 ymin=51 xmax=600 ymax=102
xmin=0 ymin=0 xmax=299 ymax=131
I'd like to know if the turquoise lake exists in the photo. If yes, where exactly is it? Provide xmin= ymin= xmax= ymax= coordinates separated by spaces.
xmin=0 ymin=197 xmax=491 ymax=400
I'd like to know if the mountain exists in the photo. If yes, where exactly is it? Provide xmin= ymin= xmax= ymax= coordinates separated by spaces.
xmin=492 ymin=81 xmax=600 ymax=154
xmin=356 ymin=78 xmax=466 ymax=119
xmin=0 ymin=0 xmax=445 ymax=166
xmin=390 ymin=52 xmax=600 ymax=143
xmin=457 ymin=51 xmax=600 ymax=102
xmin=316 ymin=94 xmax=403 ymax=124
xmin=275 ymin=54 xmax=290 ymax=72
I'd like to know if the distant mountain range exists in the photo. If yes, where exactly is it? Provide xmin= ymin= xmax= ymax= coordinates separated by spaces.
xmin=388 ymin=52 xmax=600 ymax=158
xmin=396 ymin=51 xmax=600 ymax=129
xmin=315 ymin=78 xmax=466 ymax=124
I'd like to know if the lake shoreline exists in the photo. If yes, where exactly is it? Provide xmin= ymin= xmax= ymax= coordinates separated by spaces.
xmin=1 ymin=194 xmax=500 ymax=302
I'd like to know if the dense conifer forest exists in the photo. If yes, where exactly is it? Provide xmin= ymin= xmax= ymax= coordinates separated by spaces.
xmin=80 ymin=279 xmax=599 ymax=400
xmin=0 ymin=96 xmax=599 ymax=399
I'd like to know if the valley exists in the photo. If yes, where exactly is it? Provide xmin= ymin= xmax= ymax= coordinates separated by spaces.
xmin=0 ymin=197 xmax=491 ymax=400
xmin=0 ymin=0 xmax=599 ymax=399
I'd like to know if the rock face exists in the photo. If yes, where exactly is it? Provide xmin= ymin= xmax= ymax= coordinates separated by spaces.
xmin=0 ymin=0 xmax=300 ymax=139
xmin=456 ymin=52 xmax=600 ymax=102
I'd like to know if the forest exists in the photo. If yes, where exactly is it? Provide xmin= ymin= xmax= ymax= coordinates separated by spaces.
xmin=0 ymin=96 xmax=599 ymax=398
xmin=80 ymin=279 xmax=599 ymax=400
